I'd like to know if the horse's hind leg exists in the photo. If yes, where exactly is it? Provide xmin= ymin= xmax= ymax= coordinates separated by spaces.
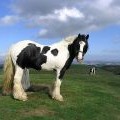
xmin=13 ymin=65 xmax=27 ymax=101
xmin=22 ymin=68 xmax=30 ymax=90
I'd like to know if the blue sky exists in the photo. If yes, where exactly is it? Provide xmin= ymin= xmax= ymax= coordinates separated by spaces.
xmin=0 ymin=0 xmax=120 ymax=62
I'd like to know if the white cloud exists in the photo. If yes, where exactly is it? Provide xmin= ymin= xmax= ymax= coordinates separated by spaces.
xmin=39 ymin=29 xmax=48 ymax=36
xmin=0 ymin=15 xmax=20 ymax=26
xmin=93 ymin=0 xmax=113 ymax=9
xmin=54 ymin=7 xmax=84 ymax=22
xmin=4 ymin=0 xmax=120 ymax=38
xmin=31 ymin=7 xmax=84 ymax=23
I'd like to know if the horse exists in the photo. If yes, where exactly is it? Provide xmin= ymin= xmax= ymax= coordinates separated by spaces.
xmin=89 ymin=67 xmax=96 ymax=75
xmin=2 ymin=33 xmax=89 ymax=101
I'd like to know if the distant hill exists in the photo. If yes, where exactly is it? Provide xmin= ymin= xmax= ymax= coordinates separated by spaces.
xmin=84 ymin=60 xmax=120 ymax=65
xmin=0 ymin=54 xmax=5 ymax=68
xmin=100 ymin=65 xmax=120 ymax=75
xmin=0 ymin=64 xmax=3 ymax=69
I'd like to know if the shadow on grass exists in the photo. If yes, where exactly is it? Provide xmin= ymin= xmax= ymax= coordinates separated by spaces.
xmin=0 ymin=84 xmax=52 ymax=98
xmin=27 ymin=84 xmax=51 ymax=95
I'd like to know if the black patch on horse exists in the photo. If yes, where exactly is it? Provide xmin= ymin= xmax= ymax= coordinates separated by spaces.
xmin=59 ymin=34 xmax=89 ymax=79
xmin=41 ymin=46 xmax=50 ymax=54
xmin=16 ymin=43 xmax=47 ymax=70
xmin=51 ymin=49 xmax=58 ymax=56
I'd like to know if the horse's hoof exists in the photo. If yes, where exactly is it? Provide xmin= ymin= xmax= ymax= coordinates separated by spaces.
xmin=21 ymin=95 xmax=28 ymax=101
xmin=15 ymin=96 xmax=27 ymax=101
xmin=52 ymin=95 xmax=64 ymax=102
xmin=13 ymin=94 xmax=28 ymax=101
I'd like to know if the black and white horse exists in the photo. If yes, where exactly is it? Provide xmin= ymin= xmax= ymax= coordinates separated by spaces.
xmin=2 ymin=34 xmax=89 ymax=101
xmin=89 ymin=67 xmax=96 ymax=75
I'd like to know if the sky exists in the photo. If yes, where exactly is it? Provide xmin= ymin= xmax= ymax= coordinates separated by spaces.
xmin=0 ymin=0 xmax=120 ymax=62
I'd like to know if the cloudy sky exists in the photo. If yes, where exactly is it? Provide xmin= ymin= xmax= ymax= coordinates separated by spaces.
xmin=0 ymin=0 xmax=120 ymax=62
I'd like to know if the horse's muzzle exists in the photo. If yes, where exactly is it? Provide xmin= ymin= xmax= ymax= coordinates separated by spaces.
xmin=76 ymin=57 xmax=83 ymax=63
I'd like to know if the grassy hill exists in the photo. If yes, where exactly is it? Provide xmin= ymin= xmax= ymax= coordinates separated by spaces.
xmin=0 ymin=65 xmax=120 ymax=120
xmin=100 ymin=65 xmax=120 ymax=75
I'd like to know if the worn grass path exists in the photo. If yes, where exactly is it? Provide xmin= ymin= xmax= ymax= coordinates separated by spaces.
xmin=0 ymin=65 xmax=120 ymax=120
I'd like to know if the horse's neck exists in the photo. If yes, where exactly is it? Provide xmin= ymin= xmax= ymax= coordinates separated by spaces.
xmin=50 ymin=37 xmax=76 ymax=70
xmin=58 ymin=38 xmax=77 ymax=70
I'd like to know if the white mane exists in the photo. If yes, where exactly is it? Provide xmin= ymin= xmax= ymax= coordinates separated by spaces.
xmin=63 ymin=35 xmax=77 ymax=44
xmin=55 ymin=35 xmax=77 ymax=47
xmin=51 ymin=35 xmax=77 ymax=47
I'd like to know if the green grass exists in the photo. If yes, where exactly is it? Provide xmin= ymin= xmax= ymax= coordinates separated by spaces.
xmin=0 ymin=65 xmax=120 ymax=120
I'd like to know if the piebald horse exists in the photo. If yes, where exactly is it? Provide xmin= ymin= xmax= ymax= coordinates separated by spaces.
xmin=2 ymin=34 xmax=89 ymax=101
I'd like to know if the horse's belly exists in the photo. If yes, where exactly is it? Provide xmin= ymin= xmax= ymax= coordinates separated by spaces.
xmin=41 ymin=57 xmax=67 ymax=71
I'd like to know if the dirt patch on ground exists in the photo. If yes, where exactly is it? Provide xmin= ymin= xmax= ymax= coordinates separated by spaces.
xmin=22 ymin=107 xmax=55 ymax=116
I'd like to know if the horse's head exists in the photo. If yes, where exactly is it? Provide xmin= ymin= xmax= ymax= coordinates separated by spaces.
xmin=73 ymin=34 xmax=89 ymax=63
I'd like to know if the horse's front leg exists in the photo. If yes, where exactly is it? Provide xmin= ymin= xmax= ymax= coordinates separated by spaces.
xmin=51 ymin=69 xmax=65 ymax=101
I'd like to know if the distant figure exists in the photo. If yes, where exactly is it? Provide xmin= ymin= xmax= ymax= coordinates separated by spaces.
xmin=89 ymin=67 xmax=96 ymax=75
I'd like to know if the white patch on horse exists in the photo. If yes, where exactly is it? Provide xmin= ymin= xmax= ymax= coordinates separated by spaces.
xmin=77 ymin=41 xmax=86 ymax=62
xmin=41 ymin=43 xmax=69 ymax=71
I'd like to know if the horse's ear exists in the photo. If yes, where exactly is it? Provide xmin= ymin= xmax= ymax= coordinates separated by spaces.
xmin=78 ymin=33 xmax=81 ymax=38
xmin=86 ymin=34 xmax=89 ymax=40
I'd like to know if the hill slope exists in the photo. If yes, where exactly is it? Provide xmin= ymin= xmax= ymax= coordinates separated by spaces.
xmin=0 ymin=65 xmax=120 ymax=120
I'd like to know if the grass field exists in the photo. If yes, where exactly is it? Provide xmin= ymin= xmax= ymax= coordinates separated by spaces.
xmin=0 ymin=65 xmax=120 ymax=120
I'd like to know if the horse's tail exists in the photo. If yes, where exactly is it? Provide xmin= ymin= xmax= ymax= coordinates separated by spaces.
xmin=2 ymin=51 xmax=15 ymax=95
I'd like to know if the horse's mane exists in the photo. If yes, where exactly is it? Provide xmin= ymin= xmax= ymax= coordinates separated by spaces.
xmin=61 ymin=35 xmax=77 ymax=45
xmin=52 ymin=35 xmax=77 ymax=47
